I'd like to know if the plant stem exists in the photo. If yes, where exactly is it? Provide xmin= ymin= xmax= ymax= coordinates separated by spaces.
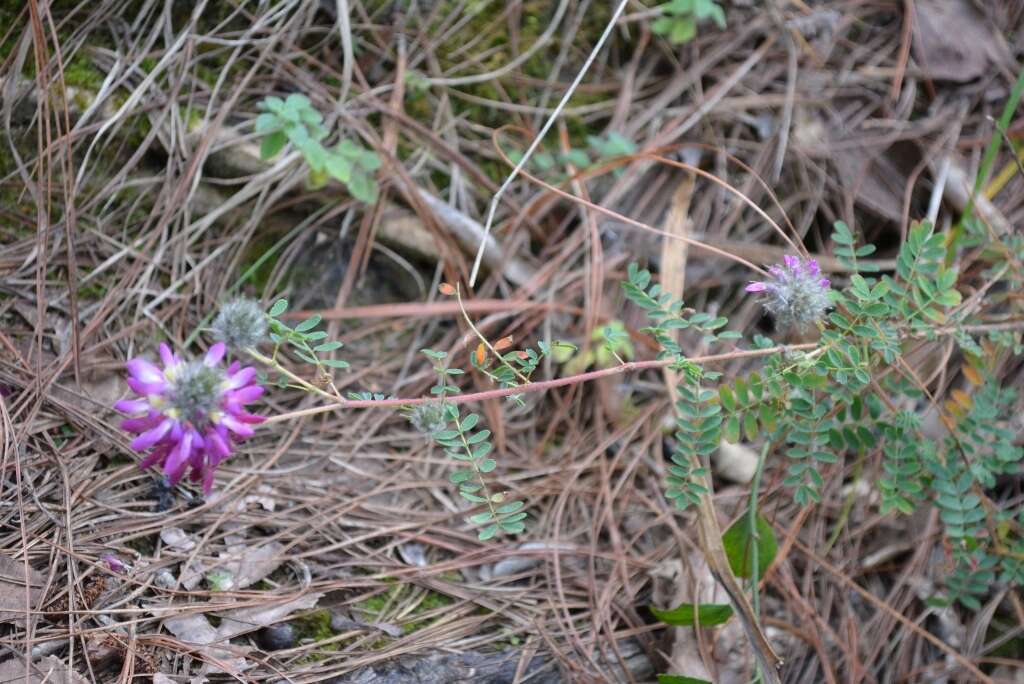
xmin=263 ymin=344 xmax=816 ymax=423
xmin=748 ymin=440 xmax=771 ymax=684
xmin=244 ymin=347 xmax=338 ymax=402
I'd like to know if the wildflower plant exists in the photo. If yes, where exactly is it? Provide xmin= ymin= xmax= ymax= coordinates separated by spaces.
xmin=115 ymin=215 xmax=1024 ymax=617
xmin=116 ymin=342 xmax=264 ymax=493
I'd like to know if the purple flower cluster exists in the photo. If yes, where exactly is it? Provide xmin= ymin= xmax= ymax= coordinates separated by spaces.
xmin=116 ymin=343 xmax=263 ymax=494
xmin=746 ymin=255 xmax=831 ymax=329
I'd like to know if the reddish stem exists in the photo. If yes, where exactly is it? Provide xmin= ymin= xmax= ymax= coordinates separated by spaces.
xmin=264 ymin=344 xmax=814 ymax=423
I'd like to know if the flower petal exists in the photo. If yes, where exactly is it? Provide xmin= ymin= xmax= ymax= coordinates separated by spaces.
xmin=139 ymin=444 xmax=170 ymax=470
xmin=126 ymin=377 xmax=167 ymax=397
xmin=126 ymin=358 xmax=166 ymax=385
xmin=121 ymin=414 xmax=162 ymax=434
xmin=220 ymin=414 xmax=255 ymax=438
xmin=745 ymin=282 xmax=767 ymax=293
xmin=202 ymin=466 xmax=216 ymax=495
xmin=205 ymin=429 xmax=232 ymax=459
xmin=226 ymin=385 xmax=263 ymax=404
xmin=233 ymin=411 xmax=265 ymax=425
xmin=114 ymin=399 xmax=150 ymax=414
xmin=159 ymin=343 xmax=177 ymax=369
xmin=205 ymin=342 xmax=226 ymax=367
xmin=130 ymin=418 xmax=173 ymax=451
xmin=163 ymin=431 xmax=193 ymax=480
xmin=225 ymin=366 xmax=257 ymax=390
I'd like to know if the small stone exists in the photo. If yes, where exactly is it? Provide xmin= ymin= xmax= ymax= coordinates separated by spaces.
xmin=255 ymin=623 xmax=296 ymax=651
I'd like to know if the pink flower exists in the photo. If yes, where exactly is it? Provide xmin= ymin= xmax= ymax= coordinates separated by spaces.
xmin=745 ymin=255 xmax=831 ymax=329
xmin=116 ymin=342 xmax=264 ymax=494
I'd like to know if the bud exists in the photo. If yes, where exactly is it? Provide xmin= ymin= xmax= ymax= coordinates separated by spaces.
xmin=745 ymin=255 xmax=831 ymax=330
xmin=211 ymin=298 xmax=269 ymax=350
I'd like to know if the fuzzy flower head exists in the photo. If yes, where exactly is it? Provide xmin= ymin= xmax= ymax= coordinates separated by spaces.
xmin=746 ymin=255 xmax=831 ymax=329
xmin=407 ymin=402 xmax=449 ymax=438
xmin=115 ymin=343 xmax=264 ymax=494
xmin=211 ymin=298 xmax=268 ymax=351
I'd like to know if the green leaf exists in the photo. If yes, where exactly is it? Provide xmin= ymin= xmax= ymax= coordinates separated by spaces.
xmin=743 ymin=412 xmax=759 ymax=442
xmin=261 ymin=96 xmax=285 ymax=113
xmin=268 ymin=299 xmax=288 ymax=317
xmin=478 ymin=524 xmax=500 ymax=541
xmin=649 ymin=602 xmax=733 ymax=627
xmin=651 ymin=16 xmax=674 ymax=35
xmin=314 ymin=341 xmax=343 ymax=352
xmin=722 ymin=511 xmax=778 ymax=579
xmin=478 ymin=458 xmax=497 ymax=473
xmin=497 ymin=500 xmax=524 ymax=515
xmin=499 ymin=520 xmax=526 ymax=534
xmin=469 ymin=511 xmax=494 ymax=525
xmin=449 ymin=469 xmax=475 ymax=484
xmin=284 ymin=93 xmax=310 ymax=110
xmin=260 ymin=130 xmax=288 ymax=160
xmin=718 ymin=385 xmax=736 ymax=412
xmin=723 ymin=415 xmax=741 ymax=444
xmin=295 ymin=314 xmax=322 ymax=332
xmin=325 ymin=154 xmax=352 ymax=183
xmin=320 ymin=358 xmax=350 ymax=369
xmin=357 ymin=149 xmax=382 ymax=171
xmin=347 ymin=170 xmax=379 ymax=204
xmin=254 ymin=112 xmax=278 ymax=134
xmin=670 ymin=17 xmax=697 ymax=44
xmin=658 ymin=676 xmax=713 ymax=684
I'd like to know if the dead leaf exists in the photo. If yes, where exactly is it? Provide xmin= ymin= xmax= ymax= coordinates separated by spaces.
xmin=912 ymin=0 xmax=998 ymax=82
xmin=163 ymin=612 xmax=249 ymax=675
xmin=160 ymin=528 xmax=196 ymax=552
xmin=215 ymin=541 xmax=285 ymax=590
xmin=832 ymin=141 xmax=921 ymax=221
xmin=0 ymin=655 xmax=88 ymax=683
xmin=214 ymin=592 xmax=322 ymax=641
xmin=0 ymin=554 xmax=45 ymax=624
xmin=162 ymin=593 xmax=321 ymax=675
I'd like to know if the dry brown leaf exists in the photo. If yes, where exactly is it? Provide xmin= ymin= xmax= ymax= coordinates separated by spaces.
xmin=832 ymin=142 xmax=920 ymax=221
xmin=216 ymin=541 xmax=285 ymax=590
xmin=0 ymin=554 xmax=45 ymax=624
xmin=0 ymin=655 xmax=88 ymax=683
xmin=162 ymin=593 xmax=321 ymax=675
xmin=912 ymin=0 xmax=998 ymax=82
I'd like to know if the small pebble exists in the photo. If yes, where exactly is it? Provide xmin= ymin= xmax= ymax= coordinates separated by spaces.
xmin=256 ymin=623 xmax=296 ymax=651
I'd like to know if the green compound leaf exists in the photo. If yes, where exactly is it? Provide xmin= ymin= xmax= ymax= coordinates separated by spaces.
xmin=722 ymin=511 xmax=778 ymax=579
xmin=650 ymin=602 xmax=733 ymax=627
